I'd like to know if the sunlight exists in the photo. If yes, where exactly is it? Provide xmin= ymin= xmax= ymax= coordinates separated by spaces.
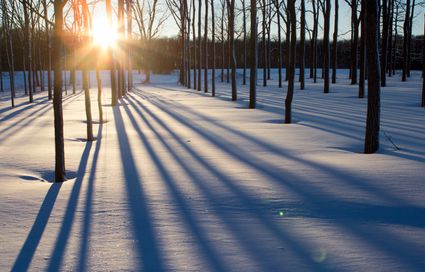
xmin=92 ymin=14 xmax=117 ymax=49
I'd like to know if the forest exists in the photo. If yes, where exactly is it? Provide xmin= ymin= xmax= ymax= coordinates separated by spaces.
xmin=0 ymin=0 xmax=425 ymax=271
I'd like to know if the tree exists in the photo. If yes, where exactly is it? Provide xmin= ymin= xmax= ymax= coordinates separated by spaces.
xmin=43 ymin=0 xmax=52 ymax=100
xmin=261 ymin=0 xmax=267 ymax=86
xmin=106 ymin=0 xmax=117 ymax=105
xmin=322 ymin=0 xmax=331 ymax=93
xmin=82 ymin=0 xmax=94 ymax=141
xmin=285 ymin=0 xmax=296 ymax=123
xmin=135 ymin=0 xmax=169 ymax=83
xmin=358 ymin=0 xmax=365 ymax=98
xmin=53 ymin=0 xmax=66 ymax=182
xmin=242 ymin=0 xmax=247 ymax=85
xmin=211 ymin=0 xmax=216 ymax=96
xmin=299 ymin=0 xmax=305 ymax=90
xmin=273 ymin=0 xmax=282 ymax=88
xmin=422 ymin=14 xmax=425 ymax=107
xmin=364 ymin=0 xmax=381 ymax=154
xmin=380 ymin=0 xmax=389 ymax=86
xmin=249 ymin=0 xmax=257 ymax=108
xmin=127 ymin=0 xmax=133 ymax=92
xmin=402 ymin=0 xmax=410 ymax=82
xmin=332 ymin=0 xmax=338 ymax=83
xmin=198 ymin=0 xmax=202 ymax=90
xmin=226 ymin=0 xmax=237 ymax=101
xmin=23 ymin=0 xmax=33 ymax=102
xmin=204 ymin=0 xmax=208 ymax=93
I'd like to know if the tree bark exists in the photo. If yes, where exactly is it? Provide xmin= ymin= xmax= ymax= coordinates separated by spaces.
xmin=192 ymin=0 xmax=197 ymax=89
xmin=106 ymin=0 xmax=117 ymax=105
xmin=332 ymin=0 xmax=338 ymax=83
xmin=402 ymin=0 xmax=410 ymax=82
xmin=23 ymin=0 xmax=33 ymax=102
xmin=364 ymin=0 xmax=381 ymax=154
xmin=249 ymin=0 xmax=257 ymax=108
xmin=422 ymin=14 xmax=425 ymax=107
xmin=211 ymin=0 xmax=216 ymax=96
xmin=242 ymin=0 xmax=247 ymax=85
xmin=198 ymin=0 xmax=202 ymax=91
xmin=262 ymin=0 xmax=267 ymax=86
xmin=227 ymin=0 xmax=237 ymax=100
xmin=285 ymin=0 xmax=296 ymax=124
xmin=323 ymin=0 xmax=330 ymax=93
xmin=359 ymin=0 xmax=365 ymax=98
xmin=381 ymin=0 xmax=389 ymax=86
xmin=299 ymin=0 xmax=305 ymax=90
xmin=53 ymin=0 xmax=66 ymax=182
xmin=204 ymin=0 xmax=208 ymax=92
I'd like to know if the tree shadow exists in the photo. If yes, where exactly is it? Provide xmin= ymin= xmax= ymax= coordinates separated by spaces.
xmin=113 ymin=106 xmax=164 ymax=271
xmin=47 ymin=142 xmax=93 ymax=272
xmin=11 ymin=183 xmax=63 ymax=272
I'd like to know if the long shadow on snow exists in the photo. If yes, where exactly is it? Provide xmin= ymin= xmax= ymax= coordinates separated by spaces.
xmin=78 ymin=125 xmax=103 ymax=271
xmin=129 ymin=90 xmax=425 ymax=270
xmin=126 ymin=94 xmax=327 ymax=271
xmin=47 ymin=142 xmax=93 ymax=272
xmin=113 ymin=106 xmax=164 ymax=271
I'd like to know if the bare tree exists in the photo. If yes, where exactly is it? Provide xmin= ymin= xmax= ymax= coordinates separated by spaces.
xmin=204 ymin=0 xmax=208 ymax=92
xmin=299 ymin=0 xmax=305 ymax=90
xmin=53 ymin=0 xmax=66 ymax=182
xmin=359 ymin=0 xmax=365 ymax=98
xmin=226 ymin=0 xmax=237 ymax=100
xmin=211 ymin=0 xmax=216 ymax=95
xmin=106 ymin=0 xmax=117 ymax=105
xmin=23 ymin=0 xmax=33 ymax=102
xmin=321 ymin=0 xmax=331 ymax=93
xmin=422 ymin=13 xmax=425 ymax=107
xmin=135 ymin=0 xmax=169 ymax=83
xmin=285 ymin=0 xmax=296 ymax=123
xmin=249 ymin=0 xmax=257 ymax=108
xmin=332 ymin=0 xmax=338 ymax=83
xmin=127 ymin=0 xmax=133 ymax=92
xmin=364 ymin=0 xmax=381 ymax=154
xmin=242 ymin=0 xmax=247 ymax=85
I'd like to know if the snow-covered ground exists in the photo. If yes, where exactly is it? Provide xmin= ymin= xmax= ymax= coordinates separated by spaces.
xmin=0 ymin=69 xmax=424 ymax=271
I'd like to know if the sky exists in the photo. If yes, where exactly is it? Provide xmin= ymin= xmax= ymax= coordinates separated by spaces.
xmin=93 ymin=0 xmax=425 ymax=40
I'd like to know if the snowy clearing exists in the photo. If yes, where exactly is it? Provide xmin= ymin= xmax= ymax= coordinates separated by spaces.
xmin=0 ymin=70 xmax=424 ymax=271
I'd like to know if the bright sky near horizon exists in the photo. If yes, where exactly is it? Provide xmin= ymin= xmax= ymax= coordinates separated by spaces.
xmin=94 ymin=1 xmax=425 ymax=40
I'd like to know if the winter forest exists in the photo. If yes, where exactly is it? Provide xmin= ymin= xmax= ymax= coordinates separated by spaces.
xmin=1 ymin=0 xmax=425 ymax=271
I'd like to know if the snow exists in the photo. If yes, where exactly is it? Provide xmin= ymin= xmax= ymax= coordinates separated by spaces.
xmin=0 ymin=69 xmax=424 ymax=271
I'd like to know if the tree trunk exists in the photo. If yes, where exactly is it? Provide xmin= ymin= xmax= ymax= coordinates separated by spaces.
xmin=192 ymin=0 xmax=197 ymax=89
xmin=227 ymin=0 xmax=237 ymax=100
xmin=299 ymin=0 xmax=305 ymax=90
xmin=23 ymin=0 xmax=33 ymax=102
xmin=422 ymin=14 xmax=425 ymax=107
xmin=204 ymin=0 xmax=208 ymax=92
xmin=249 ymin=0 xmax=257 ymax=108
xmin=332 ymin=0 xmax=338 ymax=83
xmin=364 ymin=0 xmax=381 ymax=154
xmin=359 ymin=0 xmax=365 ymax=98
xmin=242 ymin=0 xmax=247 ymax=85
xmin=381 ymin=0 xmax=389 ymax=86
xmin=106 ymin=0 xmax=117 ymax=105
xmin=387 ymin=0 xmax=394 ymax=77
xmin=402 ymin=0 xmax=410 ymax=82
xmin=407 ymin=0 xmax=415 ymax=78
xmin=127 ymin=0 xmax=133 ymax=92
xmin=285 ymin=0 xmax=296 ymax=124
xmin=198 ymin=0 xmax=202 ymax=91
xmin=276 ymin=0 xmax=282 ymax=88
xmin=82 ymin=1 xmax=94 ymax=141
xmin=323 ymin=0 xmax=330 ymax=93
xmin=53 ymin=0 xmax=66 ymax=182
xmin=262 ymin=0 xmax=267 ymax=86
xmin=211 ymin=0 xmax=216 ymax=96
xmin=351 ymin=0 xmax=358 ymax=85
xmin=96 ymin=68 xmax=103 ymax=123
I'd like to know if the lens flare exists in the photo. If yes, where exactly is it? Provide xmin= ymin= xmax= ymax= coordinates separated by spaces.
xmin=92 ymin=14 xmax=117 ymax=49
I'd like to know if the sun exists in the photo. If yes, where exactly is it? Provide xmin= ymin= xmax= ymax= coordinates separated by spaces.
xmin=92 ymin=14 xmax=117 ymax=49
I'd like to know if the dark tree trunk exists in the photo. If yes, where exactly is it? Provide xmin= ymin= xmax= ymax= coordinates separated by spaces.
xmin=127 ymin=0 xmax=133 ymax=91
xmin=407 ymin=0 xmax=415 ymax=78
xmin=387 ymin=0 xmax=394 ymax=77
xmin=96 ymin=68 xmax=103 ymax=123
xmin=53 ymin=0 xmax=66 ymax=182
xmin=204 ymin=0 xmax=208 ymax=92
xmin=211 ymin=0 xmax=216 ymax=96
xmin=299 ymin=0 xmax=305 ymax=90
xmin=23 ymin=0 xmax=33 ymax=102
xmin=262 ymin=0 xmax=267 ymax=86
xmin=192 ymin=0 xmax=197 ymax=89
xmin=242 ymin=0 xmax=247 ymax=85
xmin=402 ymin=0 xmax=410 ymax=82
xmin=221 ymin=1 xmax=225 ymax=83
xmin=351 ymin=0 xmax=358 ymax=85
xmin=198 ymin=0 xmax=202 ymax=91
xmin=381 ymin=0 xmax=389 ymax=86
xmin=276 ymin=0 xmax=282 ymax=88
xmin=422 ymin=14 xmax=425 ymax=107
xmin=285 ymin=0 xmax=296 ymax=124
xmin=106 ymin=0 xmax=117 ymax=105
xmin=82 ymin=1 xmax=94 ymax=141
xmin=249 ymin=0 xmax=257 ymax=108
xmin=227 ymin=0 xmax=237 ymax=100
xmin=332 ymin=0 xmax=338 ymax=83
xmin=323 ymin=0 xmax=331 ymax=93
xmin=364 ymin=0 xmax=381 ymax=154
xmin=285 ymin=8 xmax=291 ymax=81
xmin=359 ymin=0 xmax=365 ymax=98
